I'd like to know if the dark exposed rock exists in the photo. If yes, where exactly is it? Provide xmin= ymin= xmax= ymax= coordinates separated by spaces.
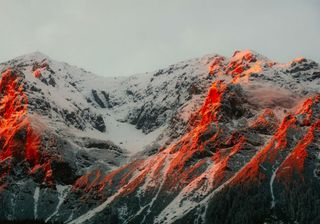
xmin=51 ymin=161 xmax=78 ymax=185
xmin=91 ymin=89 xmax=105 ymax=108
xmin=48 ymin=75 xmax=56 ymax=87
xmin=101 ymin=91 xmax=112 ymax=108
xmin=91 ymin=115 xmax=106 ymax=132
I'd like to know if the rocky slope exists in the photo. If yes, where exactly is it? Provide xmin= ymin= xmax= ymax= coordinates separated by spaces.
xmin=0 ymin=50 xmax=319 ymax=224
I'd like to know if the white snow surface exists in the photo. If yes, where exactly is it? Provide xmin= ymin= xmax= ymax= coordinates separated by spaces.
xmin=33 ymin=187 xmax=40 ymax=220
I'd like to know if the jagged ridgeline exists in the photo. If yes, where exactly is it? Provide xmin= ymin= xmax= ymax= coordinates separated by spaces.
xmin=0 ymin=50 xmax=319 ymax=224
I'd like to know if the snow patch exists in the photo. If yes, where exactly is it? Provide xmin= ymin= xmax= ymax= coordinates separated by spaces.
xmin=45 ymin=185 xmax=71 ymax=222
xmin=33 ymin=187 xmax=40 ymax=219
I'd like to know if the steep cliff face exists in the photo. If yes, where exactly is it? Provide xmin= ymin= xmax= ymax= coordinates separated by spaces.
xmin=0 ymin=69 xmax=39 ymax=165
xmin=0 ymin=50 xmax=319 ymax=223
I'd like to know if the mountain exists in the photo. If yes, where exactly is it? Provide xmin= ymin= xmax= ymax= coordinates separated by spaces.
xmin=0 ymin=50 xmax=319 ymax=224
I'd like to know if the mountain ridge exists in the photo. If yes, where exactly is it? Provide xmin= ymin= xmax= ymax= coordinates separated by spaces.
xmin=0 ymin=50 xmax=319 ymax=224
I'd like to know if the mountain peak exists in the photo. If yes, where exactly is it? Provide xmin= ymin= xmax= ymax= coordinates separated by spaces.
xmin=230 ymin=49 xmax=270 ymax=62
xmin=14 ymin=51 xmax=51 ymax=62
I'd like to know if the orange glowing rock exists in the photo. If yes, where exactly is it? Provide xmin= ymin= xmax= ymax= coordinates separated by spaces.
xmin=33 ymin=69 xmax=42 ymax=78
xmin=292 ymin=57 xmax=306 ymax=64
xmin=232 ymin=65 xmax=244 ymax=75
xmin=296 ymin=96 xmax=319 ymax=126
xmin=200 ymin=81 xmax=227 ymax=125
xmin=277 ymin=120 xmax=319 ymax=181
xmin=230 ymin=114 xmax=298 ymax=184
xmin=209 ymin=57 xmax=225 ymax=75
xmin=218 ymin=50 xmax=267 ymax=83
xmin=249 ymin=109 xmax=280 ymax=136
xmin=0 ymin=69 xmax=40 ymax=166
xmin=231 ymin=94 xmax=320 ymax=186
xmin=207 ymin=50 xmax=273 ymax=84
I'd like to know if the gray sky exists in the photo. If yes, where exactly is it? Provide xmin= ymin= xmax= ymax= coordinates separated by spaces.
xmin=0 ymin=0 xmax=319 ymax=77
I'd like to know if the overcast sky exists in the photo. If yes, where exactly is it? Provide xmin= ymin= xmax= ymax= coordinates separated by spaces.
xmin=0 ymin=0 xmax=319 ymax=76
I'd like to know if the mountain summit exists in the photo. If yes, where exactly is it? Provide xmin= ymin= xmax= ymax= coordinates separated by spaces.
xmin=0 ymin=50 xmax=319 ymax=224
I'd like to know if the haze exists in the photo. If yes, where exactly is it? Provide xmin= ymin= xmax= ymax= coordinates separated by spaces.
xmin=0 ymin=0 xmax=319 ymax=76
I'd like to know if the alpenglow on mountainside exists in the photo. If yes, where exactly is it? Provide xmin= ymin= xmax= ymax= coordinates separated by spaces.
xmin=0 ymin=50 xmax=319 ymax=224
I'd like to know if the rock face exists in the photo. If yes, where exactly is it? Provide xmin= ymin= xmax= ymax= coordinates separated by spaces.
xmin=0 ymin=50 xmax=319 ymax=224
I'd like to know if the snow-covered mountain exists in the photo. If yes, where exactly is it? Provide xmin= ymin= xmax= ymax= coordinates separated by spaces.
xmin=0 ymin=50 xmax=319 ymax=224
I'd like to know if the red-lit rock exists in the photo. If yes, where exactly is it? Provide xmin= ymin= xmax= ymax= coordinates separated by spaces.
xmin=0 ymin=69 xmax=40 ymax=165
